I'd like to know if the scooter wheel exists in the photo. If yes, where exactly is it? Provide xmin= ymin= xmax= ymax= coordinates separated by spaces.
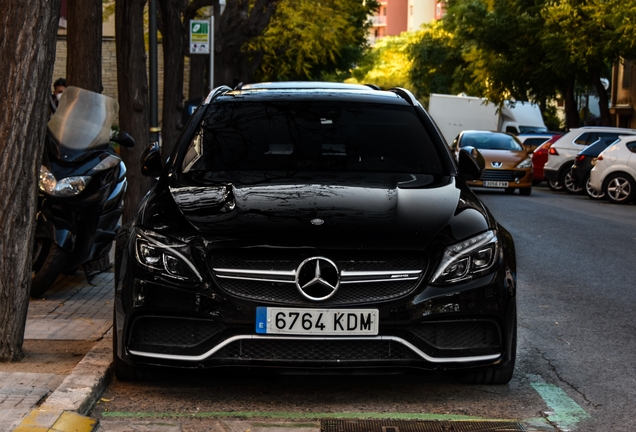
xmin=31 ymin=239 xmax=68 ymax=298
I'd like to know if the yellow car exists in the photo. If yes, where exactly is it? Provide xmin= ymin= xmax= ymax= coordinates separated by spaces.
xmin=451 ymin=130 xmax=534 ymax=195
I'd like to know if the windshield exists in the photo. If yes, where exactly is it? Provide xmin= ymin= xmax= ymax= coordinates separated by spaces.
xmin=181 ymin=101 xmax=444 ymax=175
xmin=459 ymin=133 xmax=524 ymax=151
xmin=47 ymin=86 xmax=118 ymax=161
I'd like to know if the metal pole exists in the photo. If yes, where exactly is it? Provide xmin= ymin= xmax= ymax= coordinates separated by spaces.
xmin=149 ymin=0 xmax=160 ymax=143
xmin=209 ymin=15 xmax=215 ymax=92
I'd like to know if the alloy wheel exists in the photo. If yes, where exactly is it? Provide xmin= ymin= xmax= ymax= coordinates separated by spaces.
xmin=564 ymin=172 xmax=583 ymax=194
xmin=585 ymin=177 xmax=604 ymax=200
xmin=606 ymin=176 xmax=634 ymax=203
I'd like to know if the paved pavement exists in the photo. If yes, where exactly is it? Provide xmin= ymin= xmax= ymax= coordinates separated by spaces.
xmin=1 ymin=271 xmax=113 ymax=432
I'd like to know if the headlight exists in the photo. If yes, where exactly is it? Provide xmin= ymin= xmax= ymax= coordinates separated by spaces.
xmin=39 ymin=166 xmax=90 ymax=196
xmin=430 ymin=230 xmax=500 ymax=285
xmin=516 ymin=158 xmax=532 ymax=169
xmin=135 ymin=230 xmax=202 ymax=281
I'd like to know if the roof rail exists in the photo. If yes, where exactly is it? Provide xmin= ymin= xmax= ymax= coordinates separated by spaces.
xmin=204 ymin=85 xmax=233 ymax=104
xmin=389 ymin=87 xmax=420 ymax=107
xmin=364 ymin=84 xmax=381 ymax=90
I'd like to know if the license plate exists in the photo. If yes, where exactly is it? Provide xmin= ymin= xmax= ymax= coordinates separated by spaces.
xmin=483 ymin=181 xmax=509 ymax=187
xmin=255 ymin=307 xmax=378 ymax=335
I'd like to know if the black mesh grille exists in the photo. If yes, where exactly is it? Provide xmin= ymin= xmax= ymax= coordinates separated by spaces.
xmin=410 ymin=321 xmax=500 ymax=350
xmin=480 ymin=170 xmax=524 ymax=181
xmin=211 ymin=249 xmax=426 ymax=305
xmin=220 ymin=279 xmax=417 ymax=306
xmin=213 ymin=339 xmax=420 ymax=361
xmin=129 ymin=317 xmax=221 ymax=348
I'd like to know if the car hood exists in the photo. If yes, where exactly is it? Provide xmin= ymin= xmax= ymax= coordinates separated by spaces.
xmin=141 ymin=172 xmax=490 ymax=249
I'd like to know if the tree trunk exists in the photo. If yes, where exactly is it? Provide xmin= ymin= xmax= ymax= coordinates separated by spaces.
xmin=216 ymin=0 xmax=279 ymax=86
xmin=158 ymin=0 xmax=187 ymax=160
xmin=188 ymin=53 xmax=207 ymax=101
xmin=563 ymin=81 xmax=579 ymax=130
xmin=66 ymin=0 xmax=102 ymax=92
xmin=0 ymin=0 xmax=61 ymax=362
xmin=116 ymin=0 xmax=154 ymax=224
xmin=591 ymin=74 xmax=612 ymax=126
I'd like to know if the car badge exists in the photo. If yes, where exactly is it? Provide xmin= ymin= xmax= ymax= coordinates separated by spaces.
xmin=491 ymin=162 xmax=503 ymax=168
xmin=295 ymin=257 xmax=340 ymax=301
xmin=311 ymin=218 xmax=324 ymax=226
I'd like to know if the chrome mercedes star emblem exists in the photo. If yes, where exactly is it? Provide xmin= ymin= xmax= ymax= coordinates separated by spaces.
xmin=295 ymin=257 xmax=340 ymax=301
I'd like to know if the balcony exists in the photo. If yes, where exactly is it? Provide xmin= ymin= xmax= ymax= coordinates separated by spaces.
xmin=370 ymin=15 xmax=386 ymax=26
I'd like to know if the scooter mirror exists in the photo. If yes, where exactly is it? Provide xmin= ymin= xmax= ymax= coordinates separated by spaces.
xmin=141 ymin=142 xmax=163 ymax=177
xmin=112 ymin=131 xmax=135 ymax=148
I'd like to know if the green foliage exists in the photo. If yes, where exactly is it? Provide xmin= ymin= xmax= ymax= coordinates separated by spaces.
xmin=347 ymin=31 xmax=419 ymax=91
xmin=247 ymin=0 xmax=378 ymax=81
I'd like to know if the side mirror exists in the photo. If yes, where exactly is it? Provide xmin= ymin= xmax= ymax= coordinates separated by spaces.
xmin=140 ymin=142 xmax=163 ymax=177
xmin=111 ymin=131 xmax=135 ymax=148
xmin=458 ymin=146 xmax=485 ymax=181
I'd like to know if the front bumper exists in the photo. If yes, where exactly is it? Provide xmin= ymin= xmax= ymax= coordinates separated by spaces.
xmin=114 ymin=255 xmax=517 ymax=373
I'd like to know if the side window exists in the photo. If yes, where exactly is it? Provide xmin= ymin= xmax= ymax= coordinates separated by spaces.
xmin=626 ymin=142 xmax=636 ymax=153
xmin=573 ymin=132 xmax=597 ymax=145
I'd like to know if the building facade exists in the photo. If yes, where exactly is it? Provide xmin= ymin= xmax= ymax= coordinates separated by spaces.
xmin=610 ymin=59 xmax=636 ymax=128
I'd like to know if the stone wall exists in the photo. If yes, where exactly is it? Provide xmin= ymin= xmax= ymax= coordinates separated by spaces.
xmin=52 ymin=36 xmax=191 ymax=127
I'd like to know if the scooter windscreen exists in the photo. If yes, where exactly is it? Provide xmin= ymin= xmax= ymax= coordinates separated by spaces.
xmin=47 ymin=86 xmax=119 ymax=162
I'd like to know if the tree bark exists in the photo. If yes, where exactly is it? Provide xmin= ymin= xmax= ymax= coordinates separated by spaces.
xmin=591 ymin=74 xmax=612 ymax=126
xmin=66 ymin=0 xmax=102 ymax=92
xmin=188 ymin=53 xmax=207 ymax=101
xmin=158 ymin=0 xmax=187 ymax=160
xmin=216 ymin=0 xmax=279 ymax=86
xmin=116 ymin=0 xmax=154 ymax=224
xmin=0 ymin=0 xmax=61 ymax=362
xmin=563 ymin=81 xmax=580 ymax=130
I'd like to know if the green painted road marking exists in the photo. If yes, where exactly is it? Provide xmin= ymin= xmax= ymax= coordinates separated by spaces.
xmin=529 ymin=375 xmax=591 ymax=431
xmin=101 ymin=411 xmax=512 ymax=422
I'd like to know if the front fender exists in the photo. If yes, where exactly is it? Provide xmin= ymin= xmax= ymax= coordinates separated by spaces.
xmin=35 ymin=207 xmax=76 ymax=251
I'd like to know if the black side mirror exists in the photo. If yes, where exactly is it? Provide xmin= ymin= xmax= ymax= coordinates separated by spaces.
xmin=140 ymin=142 xmax=163 ymax=177
xmin=458 ymin=146 xmax=485 ymax=181
xmin=111 ymin=131 xmax=135 ymax=148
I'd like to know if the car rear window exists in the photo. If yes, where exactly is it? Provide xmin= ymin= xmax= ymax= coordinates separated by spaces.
xmin=181 ymin=101 xmax=444 ymax=175
xmin=459 ymin=133 xmax=524 ymax=151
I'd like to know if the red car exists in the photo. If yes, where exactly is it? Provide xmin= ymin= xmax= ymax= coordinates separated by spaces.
xmin=531 ymin=134 xmax=563 ymax=188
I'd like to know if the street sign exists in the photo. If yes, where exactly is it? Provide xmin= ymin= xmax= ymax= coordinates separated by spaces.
xmin=189 ymin=20 xmax=210 ymax=54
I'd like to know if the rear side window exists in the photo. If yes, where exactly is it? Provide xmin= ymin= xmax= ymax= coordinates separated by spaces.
xmin=181 ymin=101 xmax=444 ymax=175
xmin=574 ymin=132 xmax=632 ymax=146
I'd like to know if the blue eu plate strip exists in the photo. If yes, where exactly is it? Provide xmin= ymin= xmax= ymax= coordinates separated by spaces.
xmin=255 ymin=307 xmax=268 ymax=334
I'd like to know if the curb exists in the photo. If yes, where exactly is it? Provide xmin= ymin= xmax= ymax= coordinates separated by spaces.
xmin=14 ymin=331 xmax=113 ymax=431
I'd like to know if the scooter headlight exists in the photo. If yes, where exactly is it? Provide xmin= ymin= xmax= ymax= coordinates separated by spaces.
xmin=39 ymin=166 xmax=91 ymax=196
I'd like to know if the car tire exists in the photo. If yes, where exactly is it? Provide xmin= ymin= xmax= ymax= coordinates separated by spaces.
xmin=532 ymin=179 xmax=542 ymax=186
xmin=457 ymin=318 xmax=517 ymax=385
xmin=585 ymin=176 xmax=605 ymax=200
xmin=504 ymin=188 xmax=515 ymax=195
xmin=561 ymin=168 xmax=583 ymax=194
xmin=547 ymin=180 xmax=563 ymax=191
xmin=113 ymin=310 xmax=153 ymax=381
xmin=603 ymin=173 xmax=636 ymax=204
xmin=519 ymin=187 xmax=532 ymax=196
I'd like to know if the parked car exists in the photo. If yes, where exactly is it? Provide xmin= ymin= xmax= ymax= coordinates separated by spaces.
xmin=451 ymin=130 xmax=533 ymax=195
xmin=531 ymin=135 xmax=563 ymax=188
xmin=517 ymin=132 xmax=561 ymax=154
xmin=589 ymin=135 xmax=636 ymax=204
xmin=570 ymin=137 xmax=619 ymax=200
xmin=113 ymin=82 xmax=518 ymax=384
xmin=544 ymin=127 xmax=636 ymax=194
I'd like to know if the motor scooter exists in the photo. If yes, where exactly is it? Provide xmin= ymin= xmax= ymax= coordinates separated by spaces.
xmin=32 ymin=86 xmax=134 ymax=297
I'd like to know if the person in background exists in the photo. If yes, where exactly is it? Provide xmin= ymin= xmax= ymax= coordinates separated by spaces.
xmin=49 ymin=77 xmax=66 ymax=116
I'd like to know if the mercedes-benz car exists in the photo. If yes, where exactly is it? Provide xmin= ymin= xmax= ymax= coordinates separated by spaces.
xmin=114 ymin=82 xmax=518 ymax=384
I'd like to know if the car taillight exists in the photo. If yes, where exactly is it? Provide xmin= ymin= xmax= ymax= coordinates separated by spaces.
xmin=549 ymin=147 xmax=559 ymax=155
xmin=575 ymin=154 xmax=585 ymax=163
xmin=597 ymin=155 xmax=603 ymax=161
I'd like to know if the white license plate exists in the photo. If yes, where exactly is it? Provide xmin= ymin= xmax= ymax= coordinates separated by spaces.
xmin=255 ymin=307 xmax=378 ymax=335
xmin=483 ymin=181 xmax=509 ymax=187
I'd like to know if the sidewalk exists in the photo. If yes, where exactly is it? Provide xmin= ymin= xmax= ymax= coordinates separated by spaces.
xmin=0 ymin=271 xmax=114 ymax=432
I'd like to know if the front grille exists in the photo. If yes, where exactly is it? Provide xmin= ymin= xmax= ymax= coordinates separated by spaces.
xmin=129 ymin=316 xmax=221 ymax=348
xmin=210 ymin=249 xmax=426 ymax=306
xmin=219 ymin=279 xmax=417 ymax=306
xmin=410 ymin=321 xmax=500 ymax=350
xmin=480 ymin=170 xmax=525 ymax=181
xmin=213 ymin=339 xmax=420 ymax=361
